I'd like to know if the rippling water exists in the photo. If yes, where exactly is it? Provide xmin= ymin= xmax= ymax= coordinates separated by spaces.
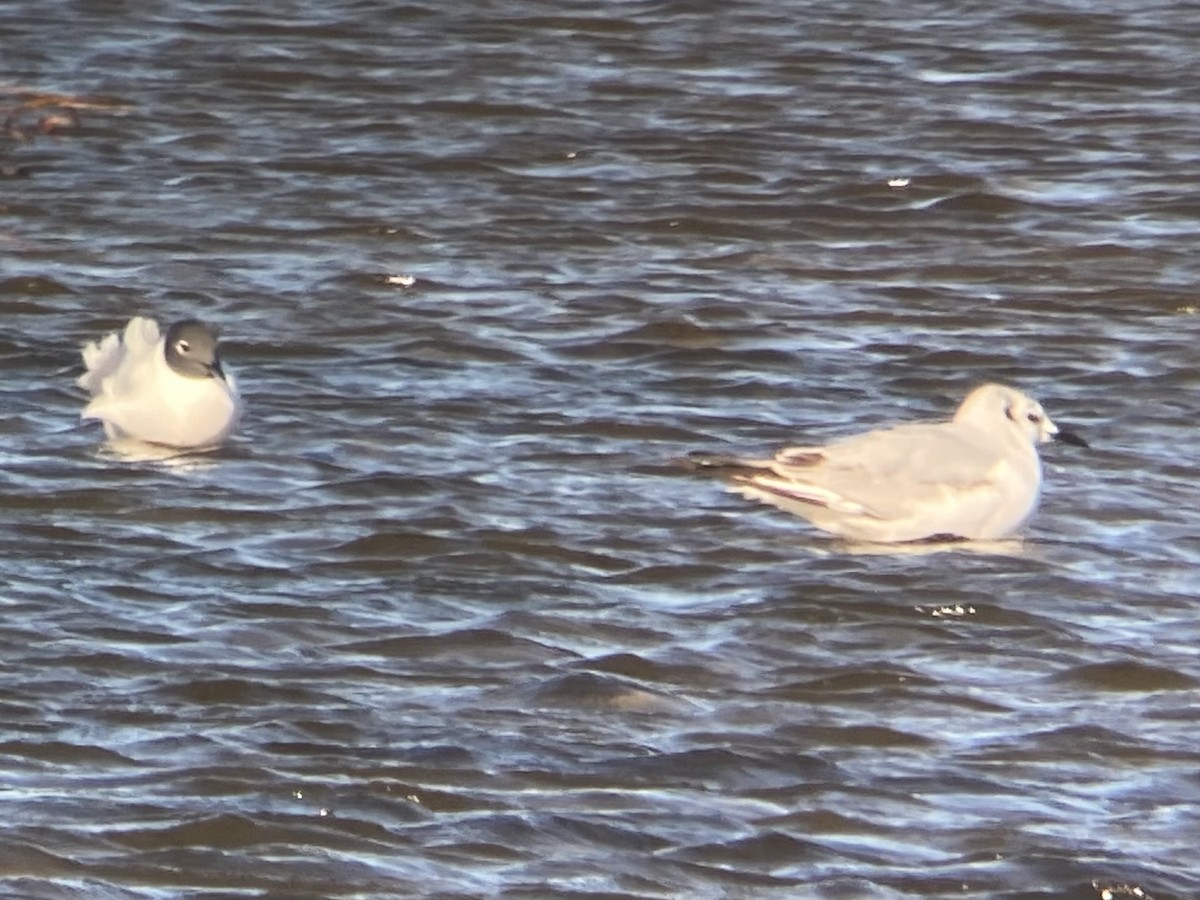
xmin=3 ymin=2 xmax=1199 ymax=898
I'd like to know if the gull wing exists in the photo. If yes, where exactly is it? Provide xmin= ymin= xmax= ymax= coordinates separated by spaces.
xmin=740 ymin=422 xmax=1018 ymax=538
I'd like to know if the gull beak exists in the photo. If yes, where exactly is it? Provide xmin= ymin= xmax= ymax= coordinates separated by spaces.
xmin=1055 ymin=428 xmax=1089 ymax=448
xmin=1045 ymin=413 xmax=1089 ymax=449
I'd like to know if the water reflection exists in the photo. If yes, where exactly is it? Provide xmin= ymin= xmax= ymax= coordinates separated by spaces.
xmin=834 ymin=537 xmax=1030 ymax=558
xmin=94 ymin=437 xmax=226 ymax=470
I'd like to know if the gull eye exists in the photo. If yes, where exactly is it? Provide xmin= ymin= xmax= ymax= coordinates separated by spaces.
xmin=1027 ymin=412 xmax=1041 ymax=424
xmin=176 ymin=340 xmax=190 ymax=354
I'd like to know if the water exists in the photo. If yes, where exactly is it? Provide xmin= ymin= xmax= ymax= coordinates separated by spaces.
xmin=3 ymin=1 xmax=1199 ymax=897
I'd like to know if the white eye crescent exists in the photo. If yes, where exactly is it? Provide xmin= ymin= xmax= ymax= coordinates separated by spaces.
xmin=176 ymin=340 xmax=190 ymax=354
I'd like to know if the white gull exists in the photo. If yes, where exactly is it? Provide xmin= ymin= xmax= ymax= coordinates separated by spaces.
xmin=687 ymin=383 xmax=1086 ymax=543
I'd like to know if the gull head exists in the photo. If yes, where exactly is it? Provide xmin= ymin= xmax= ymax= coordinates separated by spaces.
xmin=164 ymin=319 xmax=225 ymax=381
xmin=954 ymin=383 xmax=1079 ymax=447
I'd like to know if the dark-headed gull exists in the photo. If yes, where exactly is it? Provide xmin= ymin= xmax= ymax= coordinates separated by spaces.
xmin=78 ymin=317 xmax=240 ymax=449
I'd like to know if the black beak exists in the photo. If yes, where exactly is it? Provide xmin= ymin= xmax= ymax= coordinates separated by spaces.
xmin=1055 ymin=428 xmax=1089 ymax=449
xmin=209 ymin=358 xmax=226 ymax=381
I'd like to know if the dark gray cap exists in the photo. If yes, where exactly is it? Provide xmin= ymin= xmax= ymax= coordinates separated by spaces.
xmin=164 ymin=319 xmax=225 ymax=381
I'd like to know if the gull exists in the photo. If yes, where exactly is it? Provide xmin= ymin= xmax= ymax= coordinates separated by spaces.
xmin=686 ymin=383 xmax=1086 ymax=543
xmin=78 ymin=316 xmax=240 ymax=449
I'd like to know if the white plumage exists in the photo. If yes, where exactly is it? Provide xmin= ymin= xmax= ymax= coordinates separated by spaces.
xmin=78 ymin=316 xmax=240 ymax=449
xmin=688 ymin=384 xmax=1085 ymax=544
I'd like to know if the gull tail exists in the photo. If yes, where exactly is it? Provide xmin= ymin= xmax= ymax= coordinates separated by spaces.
xmin=685 ymin=452 xmax=872 ymax=518
xmin=679 ymin=451 xmax=773 ymax=474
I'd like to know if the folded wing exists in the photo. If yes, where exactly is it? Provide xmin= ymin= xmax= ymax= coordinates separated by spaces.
xmin=702 ymin=422 xmax=1020 ymax=541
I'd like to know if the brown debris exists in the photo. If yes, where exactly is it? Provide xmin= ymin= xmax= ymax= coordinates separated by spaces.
xmin=1 ymin=85 xmax=131 ymax=142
